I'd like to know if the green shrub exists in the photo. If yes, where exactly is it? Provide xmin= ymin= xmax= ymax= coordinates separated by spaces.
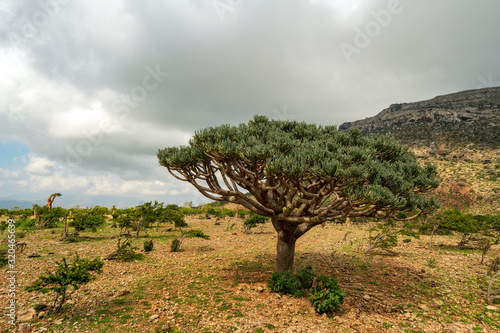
xmin=268 ymin=268 xmax=315 ymax=298
xmin=296 ymin=267 xmax=314 ymax=289
xmin=70 ymin=208 xmax=105 ymax=232
xmin=170 ymin=229 xmax=210 ymax=252
xmin=144 ymin=239 xmax=154 ymax=252
xmin=106 ymin=238 xmax=143 ymax=261
xmin=170 ymin=238 xmax=180 ymax=252
xmin=243 ymin=215 xmax=269 ymax=233
xmin=309 ymin=275 xmax=345 ymax=314
xmin=16 ymin=219 xmax=36 ymax=230
xmin=25 ymin=254 xmax=103 ymax=312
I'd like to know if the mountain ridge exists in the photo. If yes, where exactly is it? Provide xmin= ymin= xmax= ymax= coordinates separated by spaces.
xmin=339 ymin=86 xmax=500 ymax=149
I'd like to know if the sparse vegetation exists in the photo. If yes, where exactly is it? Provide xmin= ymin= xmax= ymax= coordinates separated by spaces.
xmin=25 ymin=254 xmax=104 ymax=312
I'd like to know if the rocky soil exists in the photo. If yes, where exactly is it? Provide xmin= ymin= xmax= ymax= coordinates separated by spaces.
xmin=1 ymin=216 xmax=499 ymax=333
xmin=339 ymin=86 xmax=500 ymax=149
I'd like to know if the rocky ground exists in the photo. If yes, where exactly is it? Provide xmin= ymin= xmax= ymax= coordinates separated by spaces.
xmin=1 ymin=216 xmax=499 ymax=333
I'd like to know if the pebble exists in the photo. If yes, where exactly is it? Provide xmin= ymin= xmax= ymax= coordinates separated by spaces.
xmin=419 ymin=304 xmax=429 ymax=311
xmin=486 ymin=305 xmax=498 ymax=311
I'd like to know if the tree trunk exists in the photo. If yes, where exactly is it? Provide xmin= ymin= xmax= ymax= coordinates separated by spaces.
xmin=429 ymin=224 xmax=438 ymax=251
xmin=276 ymin=232 xmax=297 ymax=273
xmin=272 ymin=217 xmax=315 ymax=273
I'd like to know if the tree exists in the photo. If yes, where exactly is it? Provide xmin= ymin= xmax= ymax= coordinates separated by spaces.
xmin=69 ymin=207 xmax=106 ymax=232
xmin=112 ymin=208 xmax=135 ymax=237
xmin=25 ymin=254 xmax=103 ymax=312
xmin=33 ymin=205 xmax=67 ymax=228
xmin=47 ymin=193 xmax=62 ymax=209
xmin=134 ymin=201 xmax=163 ymax=238
xmin=157 ymin=116 xmax=440 ymax=272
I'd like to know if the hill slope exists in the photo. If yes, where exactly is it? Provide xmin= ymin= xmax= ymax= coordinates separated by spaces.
xmin=339 ymin=87 xmax=500 ymax=149
xmin=339 ymin=87 xmax=500 ymax=214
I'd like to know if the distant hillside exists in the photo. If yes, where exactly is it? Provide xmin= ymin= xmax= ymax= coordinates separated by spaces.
xmin=339 ymin=87 xmax=500 ymax=149
xmin=0 ymin=199 xmax=36 ymax=209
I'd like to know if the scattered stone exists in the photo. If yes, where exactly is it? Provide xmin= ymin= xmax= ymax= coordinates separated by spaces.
xmin=419 ymin=304 xmax=429 ymax=311
xmin=38 ymin=311 xmax=47 ymax=319
xmin=434 ymin=300 xmax=444 ymax=307
xmin=363 ymin=295 xmax=371 ymax=300
xmin=486 ymin=305 xmax=498 ymax=311
xmin=257 ymin=286 xmax=264 ymax=292
xmin=28 ymin=252 xmax=41 ymax=258
xmin=149 ymin=314 xmax=160 ymax=321
xmin=114 ymin=289 xmax=130 ymax=298
xmin=18 ymin=309 xmax=36 ymax=322
xmin=18 ymin=323 xmax=31 ymax=333
xmin=53 ymin=319 xmax=63 ymax=325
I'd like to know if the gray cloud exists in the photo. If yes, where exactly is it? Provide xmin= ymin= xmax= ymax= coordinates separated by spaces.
xmin=1 ymin=0 xmax=500 ymax=206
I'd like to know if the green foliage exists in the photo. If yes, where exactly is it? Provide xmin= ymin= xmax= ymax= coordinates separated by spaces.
xmin=170 ymin=229 xmax=210 ymax=252
xmin=163 ymin=204 xmax=188 ymax=228
xmin=309 ymin=275 xmax=346 ymax=314
xmin=267 ymin=268 xmax=345 ymax=313
xmin=112 ymin=208 xmax=135 ymax=234
xmin=185 ymin=229 xmax=210 ymax=239
xmin=441 ymin=209 xmax=485 ymax=236
xmin=296 ymin=267 xmax=315 ymax=289
xmin=144 ymin=239 xmax=154 ymax=252
xmin=157 ymin=115 xmax=440 ymax=217
xmin=170 ymin=238 xmax=181 ymax=252
xmin=365 ymin=220 xmax=420 ymax=255
xmin=243 ymin=215 xmax=269 ymax=232
xmin=25 ymin=254 xmax=104 ymax=312
xmin=0 ymin=220 xmax=7 ymax=234
xmin=15 ymin=218 xmax=36 ymax=230
xmin=268 ymin=268 xmax=315 ymax=298
xmin=70 ymin=207 xmax=105 ymax=232
xmin=109 ymin=238 xmax=143 ymax=261
xmin=34 ymin=205 xmax=67 ymax=228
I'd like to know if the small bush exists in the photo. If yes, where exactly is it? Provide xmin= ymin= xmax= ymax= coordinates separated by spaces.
xmin=170 ymin=239 xmax=180 ymax=252
xmin=243 ymin=215 xmax=269 ymax=233
xmin=309 ymin=275 xmax=345 ymax=314
xmin=268 ymin=268 xmax=315 ymax=298
xmin=296 ymin=267 xmax=314 ymax=289
xmin=170 ymin=229 xmax=210 ymax=252
xmin=144 ymin=239 xmax=154 ymax=252
xmin=25 ymin=254 xmax=103 ymax=312
xmin=105 ymin=238 xmax=143 ymax=261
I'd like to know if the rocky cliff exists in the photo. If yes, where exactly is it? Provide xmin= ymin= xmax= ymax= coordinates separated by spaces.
xmin=339 ymin=87 xmax=500 ymax=149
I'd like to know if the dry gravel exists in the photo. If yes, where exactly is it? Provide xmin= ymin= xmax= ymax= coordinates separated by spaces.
xmin=1 ymin=216 xmax=499 ymax=333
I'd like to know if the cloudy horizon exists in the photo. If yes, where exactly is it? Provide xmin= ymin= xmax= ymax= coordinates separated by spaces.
xmin=1 ymin=0 xmax=499 ymax=208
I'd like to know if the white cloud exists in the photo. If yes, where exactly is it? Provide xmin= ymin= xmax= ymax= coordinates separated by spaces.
xmin=1 ymin=0 xmax=499 ymax=207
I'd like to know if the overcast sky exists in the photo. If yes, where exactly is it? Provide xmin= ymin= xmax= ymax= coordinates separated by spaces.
xmin=1 ymin=0 xmax=499 ymax=208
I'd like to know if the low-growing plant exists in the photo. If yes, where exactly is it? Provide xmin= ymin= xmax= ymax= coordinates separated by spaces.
xmin=268 ymin=267 xmax=315 ymax=298
xmin=144 ymin=239 xmax=154 ymax=252
xmin=243 ymin=215 xmax=269 ymax=233
xmin=309 ymin=275 xmax=346 ymax=314
xmin=25 ymin=254 xmax=104 ymax=312
xmin=105 ymin=238 xmax=143 ymax=261
xmin=170 ymin=229 xmax=210 ymax=252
